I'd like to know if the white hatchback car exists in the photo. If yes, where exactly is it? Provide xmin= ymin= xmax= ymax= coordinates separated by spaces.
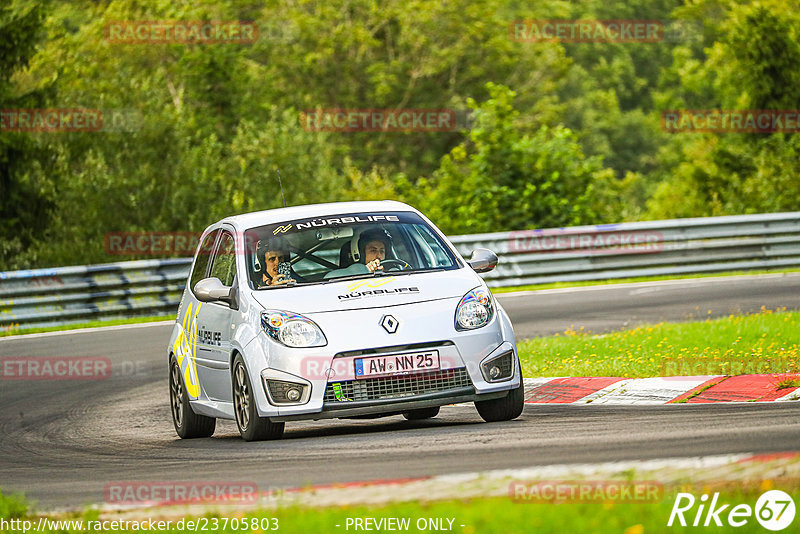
xmin=168 ymin=201 xmax=523 ymax=441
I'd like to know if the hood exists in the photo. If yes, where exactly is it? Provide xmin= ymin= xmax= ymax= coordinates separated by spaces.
xmin=249 ymin=268 xmax=481 ymax=314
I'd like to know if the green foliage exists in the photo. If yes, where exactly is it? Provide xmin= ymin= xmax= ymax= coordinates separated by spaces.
xmin=406 ymin=84 xmax=611 ymax=234
xmin=0 ymin=1 xmax=55 ymax=269
xmin=248 ymin=0 xmax=570 ymax=177
xmin=2 ymin=0 xmax=800 ymax=269
xmin=646 ymin=0 xmax=800 ymax=219
xmin=0 ymin=489 xmax=28 ymax=518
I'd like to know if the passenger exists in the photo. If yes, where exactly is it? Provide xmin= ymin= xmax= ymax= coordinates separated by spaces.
xmin=257 ymin=238 xmax=295 ymax=286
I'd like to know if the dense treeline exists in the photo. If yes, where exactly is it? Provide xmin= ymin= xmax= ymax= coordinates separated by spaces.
xmin=1 ymin=0 xmax=799 ymax=269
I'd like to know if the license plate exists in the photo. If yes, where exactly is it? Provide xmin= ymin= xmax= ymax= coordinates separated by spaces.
xmin=354 ymin=350 xmax=440 ymax=379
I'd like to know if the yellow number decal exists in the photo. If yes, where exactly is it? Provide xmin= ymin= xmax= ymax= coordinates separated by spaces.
xmin=172 ymin=302 xmax=202 ymax=398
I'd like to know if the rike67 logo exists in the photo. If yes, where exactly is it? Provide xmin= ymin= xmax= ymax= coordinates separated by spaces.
xmin=668 ymin=490 xmax=795 ymax=531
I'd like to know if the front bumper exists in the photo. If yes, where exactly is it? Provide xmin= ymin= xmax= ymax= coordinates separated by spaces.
xmin=243 ymin=298 xmax=520 ymax=419
xmin=271 ymin=388 xmax=509 ymax=421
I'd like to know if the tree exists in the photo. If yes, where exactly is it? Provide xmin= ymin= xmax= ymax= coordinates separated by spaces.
xmin=647 ymin=0 xmax=800 ymax=218
xmin=405 ymin=84 xmax=612 ymax=234
xmin=247 ymin=0 xmax=570 ymax=178
xmin=0 ymin=1 xmax=54 ymax=270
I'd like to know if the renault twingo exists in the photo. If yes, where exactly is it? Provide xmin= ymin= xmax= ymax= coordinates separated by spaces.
xmin=168 ymin=201 xmax=523 ymax=441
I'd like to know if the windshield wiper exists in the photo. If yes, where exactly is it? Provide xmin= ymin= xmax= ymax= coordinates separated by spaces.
xmin=320 ymin=273 xmax=376 ymax=284
xmin=321 ymin=267 xmax=447 ymax=284
xmin=384 ymin=267 xmax=446 ymax=276
xmin=256 ymin=280 xmax=298 ymax=290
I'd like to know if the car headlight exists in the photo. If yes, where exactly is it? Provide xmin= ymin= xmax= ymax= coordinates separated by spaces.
xmin=455 ymin=288 xmax=494 ymax=330
xmin=261 ymin=310 xmax=327 ymax=348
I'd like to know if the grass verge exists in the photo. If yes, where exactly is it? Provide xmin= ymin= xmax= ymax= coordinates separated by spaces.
xmin=517 ymin=309 xmax=800 ymax=378
xmin=2 ymin=485 xmax=798 ymax=534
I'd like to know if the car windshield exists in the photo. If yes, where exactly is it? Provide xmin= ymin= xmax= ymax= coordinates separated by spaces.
xmin=244 ymin=211 xmax=460 ymax=288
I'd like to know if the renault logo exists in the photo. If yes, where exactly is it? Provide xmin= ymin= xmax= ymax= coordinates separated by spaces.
xmin=380 ymin=314 xmax=399 ymax=334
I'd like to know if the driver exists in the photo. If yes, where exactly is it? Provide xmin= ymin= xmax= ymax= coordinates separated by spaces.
xmin=256 ymin=237 xmax=295 ymax=286
xmin=358 ymin=228 xmax=392 ymax=273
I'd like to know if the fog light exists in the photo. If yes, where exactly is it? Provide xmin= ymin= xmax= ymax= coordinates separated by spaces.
xmin=481 ymin=350 xmax=515 ymax=382
xmin=264 ymin=379 xmax=310 ymax=405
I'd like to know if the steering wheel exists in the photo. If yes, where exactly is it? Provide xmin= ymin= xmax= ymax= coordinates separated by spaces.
xmin=379 ymin=259 xmax=411 ymax=271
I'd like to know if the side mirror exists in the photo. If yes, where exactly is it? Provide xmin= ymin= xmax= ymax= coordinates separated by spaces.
xmin=466 ymin=248 xmax=498 ymax=273
xmin=194 ymin=277 xmax=237 ymax=307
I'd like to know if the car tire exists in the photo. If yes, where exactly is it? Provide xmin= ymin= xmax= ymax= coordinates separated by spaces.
xmin=170 ymin=357 xmax=216 ymax=439
xmin=402 ymin=407 xmax=440 ymax=420
xmin=232 ymin=354 xmax=285 ymax=441
xmin=475 ymin=382 xmax=524 ymax=422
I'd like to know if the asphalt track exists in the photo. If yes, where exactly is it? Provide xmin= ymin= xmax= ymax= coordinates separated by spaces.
xmin=1 ymin=274 xmax=799 ymax=510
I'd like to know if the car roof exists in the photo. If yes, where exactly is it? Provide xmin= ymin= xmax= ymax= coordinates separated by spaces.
xmin=217 ymin=200 xmax=419 ymax=231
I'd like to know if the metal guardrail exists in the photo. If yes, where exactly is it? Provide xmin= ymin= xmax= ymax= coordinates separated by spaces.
xmin=2 ymin=212 xmax=799 ymax=330
xmin=0 ymin=259 xmax=191 ymax=331
xmin=450 ymin=212 xmax=800 ymax=287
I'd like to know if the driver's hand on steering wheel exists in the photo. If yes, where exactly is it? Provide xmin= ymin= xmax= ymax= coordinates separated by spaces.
xmin=366 ymin=258 xmax=384 ymax=273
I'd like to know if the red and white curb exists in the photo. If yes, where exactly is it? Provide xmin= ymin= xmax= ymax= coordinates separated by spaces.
xmin=523 ymin=374 xmax=800 ymax=404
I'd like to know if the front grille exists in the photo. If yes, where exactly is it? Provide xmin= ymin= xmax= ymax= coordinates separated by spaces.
xmin=324 ymin=368 xmax=472 ymax=404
